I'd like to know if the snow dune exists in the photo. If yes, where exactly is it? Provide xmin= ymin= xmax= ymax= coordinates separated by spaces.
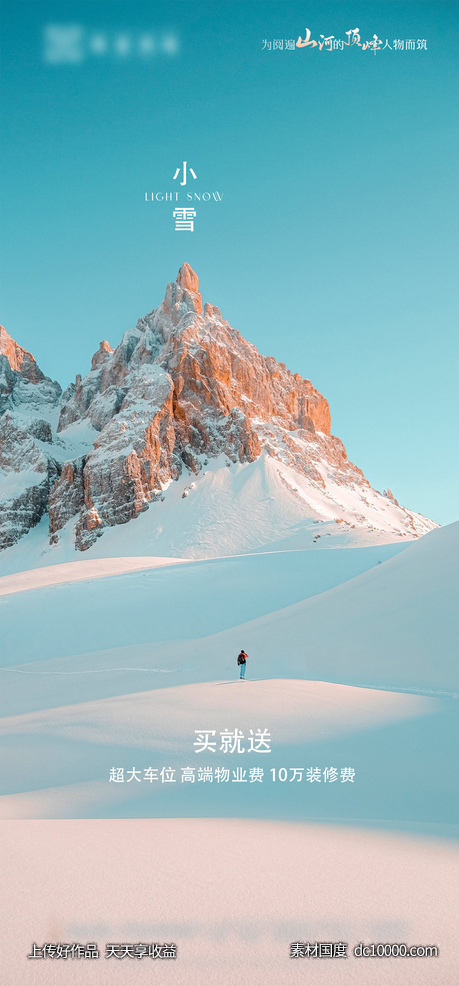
xmin=210 ymin=520 xmax=459 ymax=696
xmin=0 ymin=543 xmax=406 ymax=667
xmin=2 ymin=678 xmax=454 ymax=833
xmin=1 ymin=523 xmax=457 ymax=829
xmin=1 ymin=523 xmax=454 ymax=697
xmin=0 ymin=555 xmax=189 ymax=596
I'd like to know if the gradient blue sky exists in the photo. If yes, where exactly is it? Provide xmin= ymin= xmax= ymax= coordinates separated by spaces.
xmin=1 ymin=1 xmax=458 ymax=524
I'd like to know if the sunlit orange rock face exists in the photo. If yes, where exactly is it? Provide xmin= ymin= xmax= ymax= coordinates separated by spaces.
xmin=0 ymin=325 xmax=45 ymax=385
xmin=46 ymin=263 xmax=365 ymax=549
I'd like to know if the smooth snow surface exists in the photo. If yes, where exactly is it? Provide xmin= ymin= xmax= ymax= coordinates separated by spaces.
xmin=2 ymin=819 xmax=457 ymax=985
xmin=0 ymin=556 xmax=190 ymax=596
xmin=2 ymin=678 xmax=454 ymax=833
xmin=0 ymin=543 xmax=407 ymax=664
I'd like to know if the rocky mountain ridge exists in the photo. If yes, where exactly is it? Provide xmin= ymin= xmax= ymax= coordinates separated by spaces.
xmin=0 ymin=264 xmax=437 ymax=554
xmin=0 ymin=325 xmax=62 ymax=549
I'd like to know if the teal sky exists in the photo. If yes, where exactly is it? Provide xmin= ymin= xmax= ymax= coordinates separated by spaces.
xmin=1 ymin=1 xmax=458 ymax=525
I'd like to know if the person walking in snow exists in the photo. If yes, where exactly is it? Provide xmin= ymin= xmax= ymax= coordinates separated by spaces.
xmin=237 ymin=649 xmax=248 ymax=679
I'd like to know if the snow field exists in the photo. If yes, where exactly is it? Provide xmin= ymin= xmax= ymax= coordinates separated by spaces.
xmin=0 ymin=522 xmax=457 ymax=986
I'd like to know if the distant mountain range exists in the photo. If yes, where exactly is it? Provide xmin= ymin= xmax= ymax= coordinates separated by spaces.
xmin=0 ymin=264 xmax=436 ymax=558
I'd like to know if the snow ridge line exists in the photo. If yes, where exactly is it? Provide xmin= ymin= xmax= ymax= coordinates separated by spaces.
xmin=1 ymin=668 xmax=458 ymax=699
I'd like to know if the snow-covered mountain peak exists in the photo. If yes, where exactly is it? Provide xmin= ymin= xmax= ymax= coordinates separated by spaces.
xmin=0 ymin=325 xmax=61 ymax=416
xmin=91 ymin=340 xmax=114 ymax=371
xmin=0 ymin=324 xmax=44 ymax=383
xmin=0 ymin=267 xmax=438 ymax=556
